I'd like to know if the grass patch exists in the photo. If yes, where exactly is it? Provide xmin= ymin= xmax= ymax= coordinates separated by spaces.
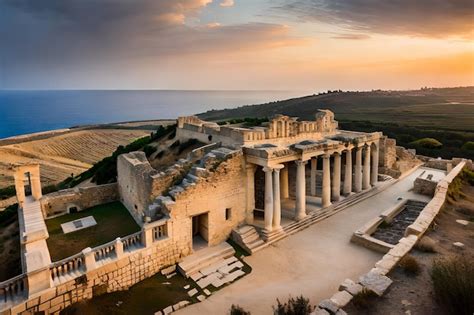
xmin=351 ymin=288 xmax=378 ymax=310
xmin=62 ymin=273 xmax=193 ymax=315
xmin=399 ymin=255 xmax=421 ymax=276
xmin=0 ymin=203 xmax=18 ymax=228
xmin=431 ymin=255 xmax=474 ymax=315
xmin=46 ymin=201 xmax=140 ymax=261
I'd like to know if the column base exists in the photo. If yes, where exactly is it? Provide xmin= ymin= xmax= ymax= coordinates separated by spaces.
xmin=295 ymin=213 xmax=307 ymax=221
xmin=331 ymin=196 xmax=340 ymax=202
xmin=262 ymin=226 xmax=285 ymax=241
xmin=322 ymin=202 xmax=332 ymax=208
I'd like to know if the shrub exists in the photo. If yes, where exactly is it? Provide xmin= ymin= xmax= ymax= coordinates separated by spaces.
xmin=461 ymin=141 xmax=474 ymax=151
xmin=230 ymin=304 xmax=250 ymax=315
xmin=431 ymin=255 xmax=474 ymax=315
xmin=0 ymin=185 xmax=16 ymax=200
xmin=273 ymin=295 xmax=313 ymax=315
xmin=410 ymin=138 xmax=443 ymax=149
xmin=351 ymin=288 xmax=377 ymax=310
xmin=416 ymin=237 xmax=437 ymax=253
xmin=143 ymin=145 xmax=157 ymax=157
xmin=0 ymin=204 xmax=18 ymax=228
xmin=399 ymin=255 xmax=421 ymax=276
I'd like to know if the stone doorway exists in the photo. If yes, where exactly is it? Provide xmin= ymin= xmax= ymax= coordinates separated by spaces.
xmin=192 ymin=213 xmax=209 ymax=251
xmin=23 ymin=172 xmax=32 ymax=197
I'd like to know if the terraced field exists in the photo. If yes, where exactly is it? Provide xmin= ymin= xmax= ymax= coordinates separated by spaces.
xmin=0 ymin=129 xmax=148 ymax=188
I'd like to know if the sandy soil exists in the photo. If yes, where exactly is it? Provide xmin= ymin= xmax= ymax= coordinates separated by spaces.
xmin=176 ymin=167 xmax=440 ymax=315
xmin=346 ymin=184 xmax=474 ymax=315
xmin=0 ymin=129 xmax=149 ymax=188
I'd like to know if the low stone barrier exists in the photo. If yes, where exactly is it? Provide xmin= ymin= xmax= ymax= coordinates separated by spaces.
xmin=312 ymin=160 xmax=467 ymax=315
xmin=0 ymin=218 xmax=187 ymax=315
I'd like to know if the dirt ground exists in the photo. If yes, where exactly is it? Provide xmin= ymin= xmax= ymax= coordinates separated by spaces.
xmin=346 ymin=184 xmax=474 ymax=315
xmin=0 ymin=214 xmax=21 ymax=281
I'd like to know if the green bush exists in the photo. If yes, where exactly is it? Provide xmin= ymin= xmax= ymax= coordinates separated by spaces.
xmin=410 ymin=138 xmax=443 ymax=149
xmin=461 ymin=141 xmax=474 ymax=151
xmin=230 ymin=304 xmax=250 ymax=315
xmin=0 ymin=204 xmax=18 ymax=228
xmin=0 ymin=185 xmax=16 ymax=200
xmin=399 ymin=255 xmax=421 ymax=276
xmin=431 ymin=255 xmax=474 ymax=315
xmin=273 ymin=295 xmax=313 ymax=315
xmin=143 ymin=145 xmax=157 ymax=157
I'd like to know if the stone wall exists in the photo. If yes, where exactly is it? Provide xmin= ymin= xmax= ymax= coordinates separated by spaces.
xmin=40 ymin=184 xmax=118 ymax=218
xmin=164 ymin=153 xmax=247 ymax=246
xmin=413 ymin=177 xmax=437 ymax=196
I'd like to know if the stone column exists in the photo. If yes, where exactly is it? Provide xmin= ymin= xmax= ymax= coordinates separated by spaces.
xmin=332 ymin=153 xmax=341 ymax=202
xmin=295 ymin=160 xmax=307 ymax=220
xmin=273 ymin=167 xmax=282 ymax=230
xmin=310 ymin=157 xmax=317 ymax=196
xmin=371 ymin=144 xmax=379 ymax=185
xmin=354 ymin=147 xmax=362 ymax=193
xmin=343 ymin=149 xmax=352 ymax=196
xmin=263 ymin=167 xmax=274 ymax=232
xmin=280 ymin=165 xmax=289 ymax=199
xmin=322 ymin=154 xmax=332 ymax=207
xmin=245 ymin=164 xmax=256 ymax=224
xmin=363 ymin=145 xmax=371 ymax=190
xmin=115 ymin=237 xmax=124 ymax=259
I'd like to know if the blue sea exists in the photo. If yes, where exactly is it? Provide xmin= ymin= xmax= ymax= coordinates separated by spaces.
xmin=0 ymin=90 xmax=305 ymax=139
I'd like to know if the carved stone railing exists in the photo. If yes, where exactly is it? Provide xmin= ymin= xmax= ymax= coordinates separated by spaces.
xmin=0 ymin=273 xmax=27 ymax=304
xmin=153 ymin=223 xmax=167 ymax=242
xmin=93 ymin=241 xmax=117 ymax=262
xmin=122 ymin=231 xmax=143 ymax=252
xmin=50 ymin=252 xmax=85 ymax=283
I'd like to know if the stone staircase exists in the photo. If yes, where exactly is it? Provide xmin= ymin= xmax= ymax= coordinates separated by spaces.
xmin=234 ymin=178 xmax=397 ymax=254
xmin=231 ymin=225 xmax=266 ymax=254
xmin=177 ymin=242 xmax=235 ymax=278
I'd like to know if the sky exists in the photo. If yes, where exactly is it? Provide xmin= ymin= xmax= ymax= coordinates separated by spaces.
xmin=0 ymin=0 xmax=473 ymax=91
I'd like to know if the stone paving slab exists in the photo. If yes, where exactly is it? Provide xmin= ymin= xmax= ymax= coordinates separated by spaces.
xmin=61 ymin=216 xmax=97 ymax=234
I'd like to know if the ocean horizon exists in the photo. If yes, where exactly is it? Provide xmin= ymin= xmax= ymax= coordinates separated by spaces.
xmin=0 ymin=90 xmax=307 ymax=139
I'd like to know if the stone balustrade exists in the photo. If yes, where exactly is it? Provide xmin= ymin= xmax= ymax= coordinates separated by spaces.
xmin=121 ymin=231 xmax=143 ymax=252
xmin=50 ymin=253 xmax=85 ymax=284
xmin=0 ymin=274 xmax=27 ymax=305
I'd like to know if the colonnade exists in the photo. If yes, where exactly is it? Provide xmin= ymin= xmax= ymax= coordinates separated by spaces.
xmin=255 ymin=143 xmax=379 ymax=233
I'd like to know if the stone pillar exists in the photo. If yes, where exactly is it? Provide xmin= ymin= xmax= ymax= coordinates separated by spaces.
xmin=371 ymin=144 xmax=379 ymax=185
xmin=115 ymin=237 xmax=124 ymax=259
xmin=295 ymin=160 xmax=307 ymax=220
xmin=310 ymin=157 xmax=317 ymax=196
xmin=332 ymin=152 xmax=341 ymax=202
xmin=245 ymin=164 xmax=256 ymax=224
xmin=363 ymin=145 xmax=371 ymax=190
xmin=354 ymin=147 xmax=362 ymax=193
xmin=280 ymin=165 xmax=289 ymax=199
xmin=142 ymin=225 xmax=154 ymax=248
xmin=322 ymin=154 xmax=332 ymax=207
xmin=343 ymin=149 xmax=352 ymax=196
xmin=263 ymin=167 xmax=274 ymax=232
xmin=273 ymin=167 xmax=282 ymax=230
xmin=82 ymin=247 xmax=97 ymax=271
xmin=30 ymin=170 xmax=42 ymax=201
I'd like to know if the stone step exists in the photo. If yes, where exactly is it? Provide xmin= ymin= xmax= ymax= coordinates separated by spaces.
xmin=178 ymin=242 xmax=235 ymax=277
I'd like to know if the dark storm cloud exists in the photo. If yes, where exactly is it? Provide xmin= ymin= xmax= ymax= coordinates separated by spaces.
xmin=0 ymin=0 xmax=297 ymax=87
xmin=275 ymin=0 xmax=474 ymax=38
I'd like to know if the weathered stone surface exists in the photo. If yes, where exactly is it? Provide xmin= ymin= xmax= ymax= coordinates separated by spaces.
xmin=456 ymin=219 xmax=469 ymax=226
xmin=345 ymin=283 xmax=363 ymax=296
xmin=197 ymin=295 xmax=206 ymax=302
xmin=187 ymin=288 xmax=198 ymax=297
xmin=310 ymin=307 xmax=330 ymax=315
xmin=162 ymin=306 xmax=173 ymax=315
xmin=161 ymin=265 xmax=176 ymax=275
xmin=330 ymin=290 xmax=352 ymax=308
xmin=359 ymin=271 xmax=393 ymax=296
xmin=318 ymin=299 xmax=339 ymax=314
xmin=338 ymin=279 xmax=355 ymax=291
xmin=453 ymin=242 xmax=465 ymax=249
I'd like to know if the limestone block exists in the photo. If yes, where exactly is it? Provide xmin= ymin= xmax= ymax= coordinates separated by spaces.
xmin=330 ymin=291 xmax=352 ymax=308
xmin=204 ymin=289 xmax=211 ymax=296
xmin=318 ymin=299 xmax=339 ymax=314
xmin=40 ymin=289 xmax=56 ymax=304
xmin=345 ymin=283 xmax=363 ymax=296
xmin=375 ymin=254 xmax=399 ymax=273
xmin=26 ymin=297 xmax=40 ymax=309
xmin=187 ymin=288 xmax=198 ymax=297
xmin=335 ymin=309 xmax=348 ymax=315
xmin=338 ymin=279 xmax=355 ymax=292
xmin=161 ymin=265 xmax=176 ymax=275
xmin=9 ymin=303 xmax=26 ymax=314
xmin=197 ymin=295 xmax=206 ymax=301
xmin=359 ymin=271 xmax=393 ymax=296
xmin=162 ymin=306 xmax=173 ymax=314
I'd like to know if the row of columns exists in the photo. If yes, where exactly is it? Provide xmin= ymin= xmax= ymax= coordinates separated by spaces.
xmin=255 ymin=143 xmax=379 ymax=233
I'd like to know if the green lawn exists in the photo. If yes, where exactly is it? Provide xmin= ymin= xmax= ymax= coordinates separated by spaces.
xmin=46 ymin=201 xmax=140 ymax=261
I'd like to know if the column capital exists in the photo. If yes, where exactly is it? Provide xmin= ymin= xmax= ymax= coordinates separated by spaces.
xmin=262 ymin=166 xmax=274 ymax=173
xmin=245 ymin=163 xmax=256 ymax=171
xmin=295 ymin=160 xmax=308 ymax=166
xmin=273 ymin=164 xmax=284 ymax=170
xmin=322 ymin=153 xmax=331 ymax=159
xmin=355 ymin=146 xmax=363 ymax=151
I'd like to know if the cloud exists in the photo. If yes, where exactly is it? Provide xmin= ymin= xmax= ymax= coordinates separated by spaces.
xmin=220 ymin=0 xmax=234 ymax=7
xmin=274 ymin=0 xmax=474 ymax=38
xmin=0 ymin=0 xmax=304 ymax=88
xmin=331 ymin=33 xmax=370 ymax=40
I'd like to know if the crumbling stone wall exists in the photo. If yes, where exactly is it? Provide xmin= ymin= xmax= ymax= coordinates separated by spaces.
xmin=413 ymin=177 xmax=437 ymax=196
xmin=165 ymin=153 xmax=247 ymax=246
xmin=40 ymin=184 xmax=118 ymax=217
xmin=10 ymin=236 xmax=189 ymax=315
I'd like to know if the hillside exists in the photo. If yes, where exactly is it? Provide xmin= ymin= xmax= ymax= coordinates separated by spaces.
xmin=199 ymin=87 xmax=474 ymax=132
xmin=0 ymin=121 xmax=174 ymax=189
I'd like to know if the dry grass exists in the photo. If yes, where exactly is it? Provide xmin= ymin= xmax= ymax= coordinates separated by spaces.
xmin=0 ymin=129 xmax=148 ymax=188
xmin=351 ymin=288 xmax=378 ymax=310
xmin=399 ymin=255 xmax=421 ymax=276
xmin=415 ymin=236 xmax=437 ymax=253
